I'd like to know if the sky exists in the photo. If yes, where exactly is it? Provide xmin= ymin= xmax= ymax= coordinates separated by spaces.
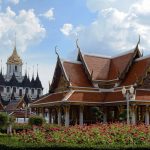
xmin=0 ymin=0 xmax=150 ymax=94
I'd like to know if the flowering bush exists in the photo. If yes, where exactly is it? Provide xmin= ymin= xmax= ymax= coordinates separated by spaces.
xmin=16 ymin=123 xmax=150 ymax=145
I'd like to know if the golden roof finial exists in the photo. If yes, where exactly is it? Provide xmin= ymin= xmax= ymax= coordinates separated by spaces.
xmin=7 ymin=34 xmax=23 ymax=65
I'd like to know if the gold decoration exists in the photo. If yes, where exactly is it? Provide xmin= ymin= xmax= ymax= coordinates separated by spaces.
xmin=7 ymin=46 xmax=22 ymax=65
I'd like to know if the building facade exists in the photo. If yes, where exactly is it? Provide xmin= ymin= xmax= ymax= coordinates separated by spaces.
xmin=31 ymin=40 xmax=150 ymax=126
xmin=0 ymin=46 xmax=43 ymax=102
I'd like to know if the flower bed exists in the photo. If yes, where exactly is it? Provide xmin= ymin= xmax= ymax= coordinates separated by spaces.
xmin=16 ymin=123 xmax=150 ymax=146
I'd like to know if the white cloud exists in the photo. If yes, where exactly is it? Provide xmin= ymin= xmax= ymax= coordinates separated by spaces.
xmin=60 ymin=23 xmax=73 ymax=36
xmin=62 ymin=0 xmax=150 ymax=55
xmin=130 ymin=0 xmax=150 ymax=15
xmin=0 ymin=7 xmax=46 ymax=52
xmin=41 ymin=8 xmax=54 ymax=21
xmin=9 ymin=0 xmax=19 ymax=5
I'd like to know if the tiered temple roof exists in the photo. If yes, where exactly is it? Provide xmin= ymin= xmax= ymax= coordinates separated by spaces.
xmin=31 ymin=41 xmax=150 ymax=108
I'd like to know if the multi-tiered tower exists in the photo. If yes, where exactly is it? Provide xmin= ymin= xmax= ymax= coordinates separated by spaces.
xmin=0 ymin=46 xmax=43 ymax=101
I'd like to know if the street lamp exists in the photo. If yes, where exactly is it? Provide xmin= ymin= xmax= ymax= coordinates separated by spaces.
xmin=121 ymin=85 xmax=135 ymax=125
xmin=23 ymin=103 xmax=30 ymax=123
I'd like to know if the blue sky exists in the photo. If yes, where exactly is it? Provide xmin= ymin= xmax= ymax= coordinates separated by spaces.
xmin=0 ymin=0 xmax=150 ymax=93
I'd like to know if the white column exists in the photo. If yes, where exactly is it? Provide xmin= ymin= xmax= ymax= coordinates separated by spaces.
xmin=131 ymin=111 xmax=136 ymax=125
xmin=64 ymin=106 xmax=70 ymax=127
xmin=57 ymin=107 xmax=61 ymax=125
xmin=131 ymin=105 xmax=136 ymax=125
xmin=145 ymin=106 xmax=149 ymax=125
xmin=79 ymin=105 xmax=84 ymax=125
xmin=50 ymin=108 xmax=54 ymax=124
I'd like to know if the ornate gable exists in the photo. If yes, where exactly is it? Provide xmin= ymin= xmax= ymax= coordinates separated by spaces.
xmin=138 ymin=67 xmax=150 ymax=88
xmin=50 ymin=58 xmax=69 ymax=93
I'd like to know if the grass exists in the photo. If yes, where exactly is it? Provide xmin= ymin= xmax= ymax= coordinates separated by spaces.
xmin=0 ymin=135 xmax=150 ymax=150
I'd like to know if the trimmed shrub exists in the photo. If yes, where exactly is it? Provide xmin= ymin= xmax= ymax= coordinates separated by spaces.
xmin=28 ymin=116 xmax=45 ymax=126
xmin=0 ymin=112 xmax=9 ymax=129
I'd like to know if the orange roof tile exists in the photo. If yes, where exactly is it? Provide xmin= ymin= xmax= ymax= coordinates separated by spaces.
xmin=121 ymin=57 xmax=150 ymax=86
xmin=108 ymin=52 xmax=134 ymax=80
xmin=136 ymin=90 xmax=150 ymax=100
xmin=67 ymin=91 xmax=125 ymax=103
xmin=83 ymin=55 xmax=110 ymax=80
xmin=82 ymin=49 xmax=136 ymax=81
xmin=68 ymin=91 xmax=105 ymax=103
xmin=105 ymin=91 xmax=125 ymax=102
xmin=32 ymin=92 xmax=68 ymax=105
xmin=63 ymin=61 xmax=92 ymax=87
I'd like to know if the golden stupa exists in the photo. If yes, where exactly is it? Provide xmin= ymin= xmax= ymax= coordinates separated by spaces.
xmin=7 ymin=46 xmax=23 ymax=65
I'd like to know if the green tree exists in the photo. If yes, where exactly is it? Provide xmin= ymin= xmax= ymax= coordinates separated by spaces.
xmin=28 ymin=116 xmax=45 ymax=126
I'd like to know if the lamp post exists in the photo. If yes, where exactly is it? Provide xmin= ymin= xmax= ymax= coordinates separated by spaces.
xmin=122 ymin=85 xmax=135 ymax=125
xmin=23 ymin=103 xmax=30 ymax=123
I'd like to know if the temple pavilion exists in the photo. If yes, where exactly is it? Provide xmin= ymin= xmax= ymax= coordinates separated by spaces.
xmin=31 ymin=39 xmax=150 ymax=126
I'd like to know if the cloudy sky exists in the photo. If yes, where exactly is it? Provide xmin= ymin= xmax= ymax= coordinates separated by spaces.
xmin=0 ymin=0 xmax=150 ymax=93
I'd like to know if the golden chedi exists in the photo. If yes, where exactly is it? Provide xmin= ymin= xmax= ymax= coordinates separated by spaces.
xmin=7 ymin=46 xmax=23 ymax=65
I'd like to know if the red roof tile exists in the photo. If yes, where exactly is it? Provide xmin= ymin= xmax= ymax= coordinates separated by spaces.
xmin=67 ymin=91 xmax=125 ymax=103
xmin=83 ymin=55 xmax=110 ymax=80
xmin=136 ymin=90 xmax=150 ymax=100
xmin=105 ymin=91 xmax=125 ymax=102
xmin=82 ymin=50 xmax=136 ymax=81
xmin=121 ymin=57 xmax=150 ymax=86
xmin=108 ymin=52 xmax=134 ymax=80
xmin=63 ymin=61 xmax=92 ymax=87
xmin=68 ymin=91 xmax=105 ymax=103
xmin=11 ymin=111 xmax=35 ymax=118
xmin=32 ymin=92 xmax=68 ymax=105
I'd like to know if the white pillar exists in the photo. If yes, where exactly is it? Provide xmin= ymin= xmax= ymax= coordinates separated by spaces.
xmin=131 ymin=111 xmax=136 ymax=125
xmin=145 ymin=106 xmax=149 ymax=125
xmin=64 ymin=106 xmax=70 ymax=127
xmin=48 ymin=108 xmax=51 ymax=124
xmin=57 ymin=107 xmax=61 ymax=126
xmin=131 ymin=105 xmax=136 ymax=125
xmin=79 ymin=106 xmax=84 ymax=125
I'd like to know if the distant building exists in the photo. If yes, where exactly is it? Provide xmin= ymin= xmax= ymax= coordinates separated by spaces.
xmin=0 ymin=45 xmax=43 ymax=123
xmin=0 ymin=45 xmax=43 ymax=101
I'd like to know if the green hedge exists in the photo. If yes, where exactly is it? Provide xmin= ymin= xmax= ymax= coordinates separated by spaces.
xmin=28 ymin=116 xmax=45 ymax=126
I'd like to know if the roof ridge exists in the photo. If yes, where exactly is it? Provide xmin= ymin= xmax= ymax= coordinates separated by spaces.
xmin=82 ymin=49 xmax=135 ymax=59
xmin=61 ymin=59 xmax=82 ymax=64
xmin=111 ymin=49 xmax=135 ymax=59
xmin=135 ymin=54 xmax=150 ymax=62
xmin=83 ymin=53 xmax=111 ymax=59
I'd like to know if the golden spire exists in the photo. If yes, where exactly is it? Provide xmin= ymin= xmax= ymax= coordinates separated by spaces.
xmin=7 ymin=34 xmax=23 ymax=65
xmin=7 ymin=46 xmax=23 ymax=65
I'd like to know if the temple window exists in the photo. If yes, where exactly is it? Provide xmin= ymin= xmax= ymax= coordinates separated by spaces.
xmin=38 ymin=89 xmax=41 ymax=95
xmin=0 ymin=86 xmax=4 ymax=92
xmin=19 ymin=89 xmax=22 ymax=96
xmin=25 ymin=88 xmax=28 ymax=94
xmin=13 ymin=87 xmax=16 ymax=93
xmin=32 ymin=89 xmax=34 ymax=94
xmin=15 ymin=66 xmax=17 ymax=72
xmin=7 ymin=87 xmax=10 ymax=93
